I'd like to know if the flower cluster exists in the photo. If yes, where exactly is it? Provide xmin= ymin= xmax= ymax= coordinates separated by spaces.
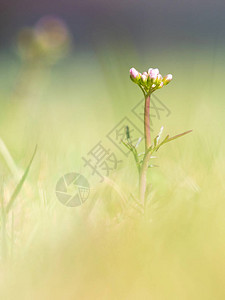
xmin=129 ymin=67 xmax=172 ymax=95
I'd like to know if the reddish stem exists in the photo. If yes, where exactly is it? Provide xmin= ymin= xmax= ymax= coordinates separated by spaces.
xmin=139 ymin=94 xmax=151 ymax=205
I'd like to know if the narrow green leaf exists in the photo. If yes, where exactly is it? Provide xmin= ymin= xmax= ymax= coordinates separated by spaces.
xmin=122 ymin=140 xmax=140 ymax=172
xmin=6 ymin=145 xmax=37 ymax=215
xmin=166 ymin=130 xmax=192 ymax=143
xmin=154 ymin=135 xmax=158 ymax=147
xmin=121 ymin=140 xmax=132 ymax=151
xmin=155 ymin=134 xmax=170 ymax=151
xmin=161 ymin=134 xmax=170 ymax=144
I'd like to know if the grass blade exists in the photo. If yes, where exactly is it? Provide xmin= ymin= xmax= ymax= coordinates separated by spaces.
xmin=6 ymin=145 xmax=37 ymax=215
xmin=0 ymin=138 xmax=21 ymax=180
xmin=0 ymin=181 xmax=7 ymax=260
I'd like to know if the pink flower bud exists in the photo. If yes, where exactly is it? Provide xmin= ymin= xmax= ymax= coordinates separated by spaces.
xmin=163 ymin=74 xmax=173 ymax=85
xmin=155 ymin=74 xmax=163 ymax=85
xmin=130 ymin=67 xmax=141 ymax=84
xmin=130 ymin=67 xmax=139 ymax=79
xmin=154 ymin=68 xmax=159 ymax=75
xmin=149 ymin=68 xmax=160 ymax=81
xmin=141 ymin=74 xmax=148 ymax=84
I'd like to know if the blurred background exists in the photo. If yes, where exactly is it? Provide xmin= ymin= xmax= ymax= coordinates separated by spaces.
xmin=1 ymin=0 xmax=225 ymax=49
xmin=0 ymin=1 xmax=225 ymax=299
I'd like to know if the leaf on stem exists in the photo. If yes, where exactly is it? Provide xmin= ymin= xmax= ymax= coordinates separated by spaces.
xmin=166 ymin=130 xmax=193 ymax=143
xmin=121 ymin=140 xmax=132 ymax=151
xmin=154 ymin=130 xmax=192 ymax=152
xmin=121 ymin=140 xmax=140 ymax=172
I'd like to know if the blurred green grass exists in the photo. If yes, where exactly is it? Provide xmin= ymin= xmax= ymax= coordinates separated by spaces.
xmin=0 ymin=44 xmax=225 ymax=299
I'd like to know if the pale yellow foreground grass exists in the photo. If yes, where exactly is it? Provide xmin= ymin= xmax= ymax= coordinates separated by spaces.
xmin=0 ymin=45 xmax=225 ymax=299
